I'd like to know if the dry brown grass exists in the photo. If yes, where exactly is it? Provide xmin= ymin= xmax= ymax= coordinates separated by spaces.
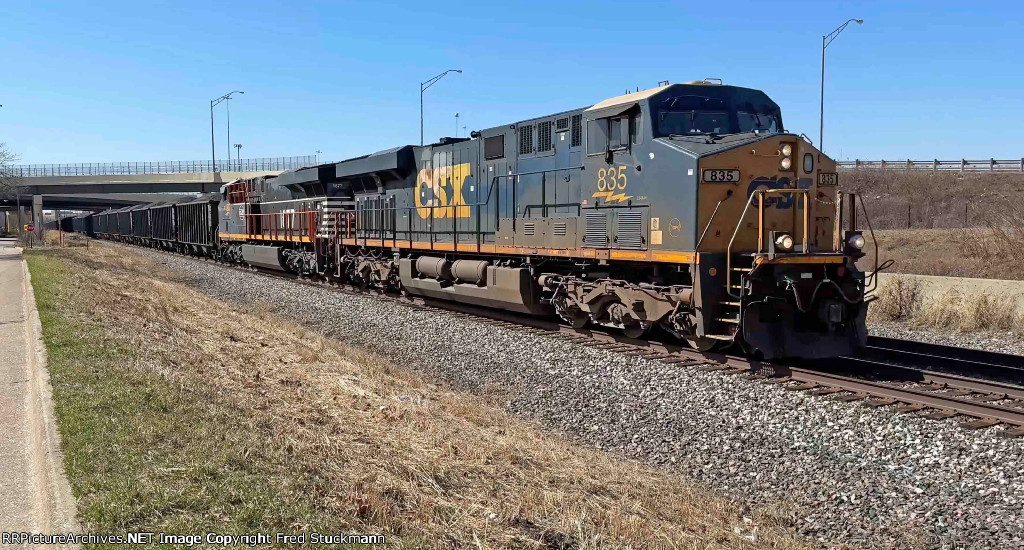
xmin=842 ymin=169 xmax=1024 ymax=230
xmin=868 ymin=275 xmax=922 ymax=322
xmin=870 ymin=275 xmax=1024 ymax=334
xmin=858 ymin=229 xmax=1023 ymax=280
xmin=40 ymin=244 xmax=811 ymax=550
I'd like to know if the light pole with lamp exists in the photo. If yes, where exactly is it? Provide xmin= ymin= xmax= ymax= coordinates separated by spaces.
xmin=420 ymin=69 xmax=461 ymax=146
xmin=820 ymin=19 xmax=862 ymax=153
xmin=210 ymin=90 xmax=243 ymax=172
xmin=234 ymin=144 xmax=242 ymax=170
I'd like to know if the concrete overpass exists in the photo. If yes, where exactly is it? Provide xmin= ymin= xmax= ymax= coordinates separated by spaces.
xmin=1 ymin=155 xmax=316 ymax=235
xmin=0 ymin=193 xmax=190 ymax=211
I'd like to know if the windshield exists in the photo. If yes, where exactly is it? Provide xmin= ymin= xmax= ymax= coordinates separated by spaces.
xmin=651 ymin=90 xmax=782 ymax=138
xmin=737 ymin=111 xmax=779 ymax=133
xmin=658 ymin=111 xmax=729 ymax=135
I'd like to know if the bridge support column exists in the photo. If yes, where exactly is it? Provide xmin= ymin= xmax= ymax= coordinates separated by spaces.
xmin=33 ymin=195 xmax=43 ymax=239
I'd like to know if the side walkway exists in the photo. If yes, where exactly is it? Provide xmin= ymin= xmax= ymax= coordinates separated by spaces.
xmin=0 ymin=242 xmax=80 ymax=546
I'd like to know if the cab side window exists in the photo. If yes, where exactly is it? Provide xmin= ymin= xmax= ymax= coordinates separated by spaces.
xmin=586 ymin=119 xmax=608 ymax=156
xmin=609 ymin=117 xmax=628 ymax=150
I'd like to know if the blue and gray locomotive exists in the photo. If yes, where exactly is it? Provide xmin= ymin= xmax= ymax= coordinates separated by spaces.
xmin=84 ymin=80 xmax=878 ymax=359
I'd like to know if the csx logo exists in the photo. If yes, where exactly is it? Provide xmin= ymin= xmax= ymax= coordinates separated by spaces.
xmin=415 ymin=163 xmax=472 ymax=219
xmin=746 ymin=177 xmax=813 ymax=209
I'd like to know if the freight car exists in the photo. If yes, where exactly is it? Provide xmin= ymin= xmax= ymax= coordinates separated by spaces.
xmin=79 ymin=80 xmax=881 ymax=359
xmin=71 ymin=213 xmax=94 ymax=237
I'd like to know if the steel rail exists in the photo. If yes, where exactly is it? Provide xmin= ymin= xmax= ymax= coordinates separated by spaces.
xmin=833 ymin=356 xmax=1024 ymax=400
xmin=862 ymin=336 xmax=1024 ymax=378
xmin=781 ymin=367 xmax=1024 ymax=429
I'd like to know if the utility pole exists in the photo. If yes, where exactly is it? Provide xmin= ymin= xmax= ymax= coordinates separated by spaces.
xmin=234 ymin=144 xmax=242 ymax=170
xmin=455 ymin=113 xmax=460 ymax=137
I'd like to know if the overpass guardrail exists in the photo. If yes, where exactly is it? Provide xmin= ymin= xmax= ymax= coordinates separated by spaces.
xmin=838 ymin=158 xmax=1024 ymax=172
xmin=9 ymin=155 xmax=317 ymax=177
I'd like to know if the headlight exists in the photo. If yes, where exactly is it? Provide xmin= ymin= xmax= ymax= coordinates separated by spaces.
xmin=775 ymin=233 xmax=794 ymax=251
xmin=780 ymin=157 xmax=792 ymax=170
xmin=847 ymin=233 xmax=866 ymax=250
xmin=780 ymin=144 xmax=792 ymax=156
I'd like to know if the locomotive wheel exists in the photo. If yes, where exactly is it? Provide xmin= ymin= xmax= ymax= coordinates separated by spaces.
xmin=685 ymin=336 xmax=717 ymax=352
xmin=623 ymin=322 xmax=648 ymax=339
xmin=568 ymin=310 xmax=589 ymax=329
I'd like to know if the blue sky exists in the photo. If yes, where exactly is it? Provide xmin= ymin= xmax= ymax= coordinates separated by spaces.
xmin=1 ymin=1 xmax=1022 ymax=164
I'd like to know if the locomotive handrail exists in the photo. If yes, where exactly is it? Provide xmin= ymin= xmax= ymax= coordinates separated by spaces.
xmin=852 ymin=193 xmax=886 ymax=296
xmin=725 ymin=188 xmax=810 ymax=299
xmin=246 ymin=210 xmax=317 ymax=242
xmin=490 ymin=166 xmax=584 ymax=230
xmin=695 ymin=197 xmax=728 ymax=252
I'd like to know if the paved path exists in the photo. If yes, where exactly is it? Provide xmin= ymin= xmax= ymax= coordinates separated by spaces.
xmin=0 ymin=243 xmax=79 ymax=546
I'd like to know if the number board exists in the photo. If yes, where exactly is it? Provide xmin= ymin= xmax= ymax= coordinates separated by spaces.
xmin=818 ymin=172 xmax=839 ymax=186
xmin=701 ymin=169 xmax=740 ymax=183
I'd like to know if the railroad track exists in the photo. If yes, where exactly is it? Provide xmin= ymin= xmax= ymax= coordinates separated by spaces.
xmin=862 ymin=336 xmax=1024 ymax=382
xmin=118 ymin=241 xmax=1024 ymax=437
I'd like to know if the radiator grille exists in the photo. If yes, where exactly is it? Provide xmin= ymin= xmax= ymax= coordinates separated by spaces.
xmin=571 ymin=114 xmax=582 ymax=147
xmin=519 ymin=124 xmax=534 ymax=155
xmin=523 ymin=221 xmax=535 ymax=236
xmin=616 ymin=211 xmax=644 ymax=249
xmin=556 ymin=117 xmax=569 ymax=130
xmin=537 ymin=121 xmax=552 ymax=152
xmin=553 ymin=221 xmax=566 ymax=236
xmin=584 ymin=212 xmax=608 ymax=248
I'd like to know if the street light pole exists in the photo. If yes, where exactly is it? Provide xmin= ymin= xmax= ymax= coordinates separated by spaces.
xmin=210 ymin=90 xmax=244 ymax=172
xmin=420 ymin=69 xmax=462 ymax=146
xmin=820 ymin=18 xmax=863 ymax=153
xmin=227 ymin=97 xmax=232 ymax=169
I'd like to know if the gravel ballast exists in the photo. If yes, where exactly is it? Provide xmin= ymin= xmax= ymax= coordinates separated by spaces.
xmin=132 ymin=247 xmax=1024 ymax=549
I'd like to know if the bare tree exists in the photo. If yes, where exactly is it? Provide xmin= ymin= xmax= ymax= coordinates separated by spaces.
xmin=1 ymin=143 xmax=23 ymax=234
xmin=0 ymin=141 xmax=19 ymax=196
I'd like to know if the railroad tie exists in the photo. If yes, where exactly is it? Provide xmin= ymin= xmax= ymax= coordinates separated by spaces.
xmin=920 ymin=409 xmax=958 ymax=420
xmin=998 ymin=426 xmax=1024 ymax=438
xmin=959 ymin=417 xmax=1001 ymax=430
xmin=809 ymin=386 xmax=843 ymax=396
xmin=785 ymin=382 xmax=817 ymax=391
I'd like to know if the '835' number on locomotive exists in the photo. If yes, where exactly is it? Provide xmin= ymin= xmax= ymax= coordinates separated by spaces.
xmin=702 ymin=169 xmax=740 ymax=183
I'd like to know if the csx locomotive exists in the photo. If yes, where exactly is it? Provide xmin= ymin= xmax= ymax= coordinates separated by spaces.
xmin=81 ymin=80 xmax=877 ymax=359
